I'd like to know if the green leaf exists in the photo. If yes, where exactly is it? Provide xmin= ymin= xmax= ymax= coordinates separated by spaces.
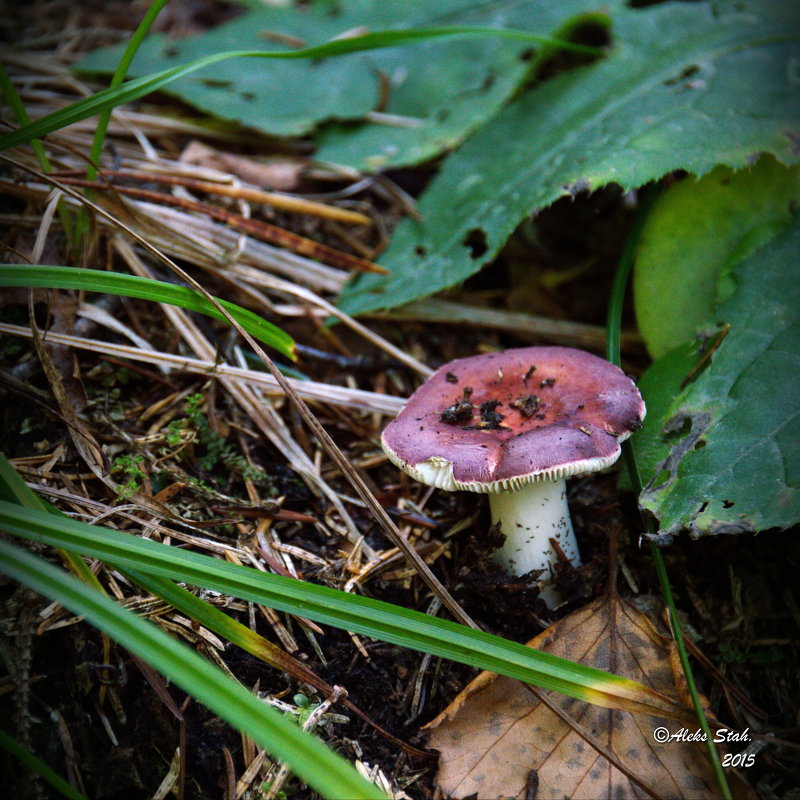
xmin=1 ymin=27 xmax=595 ymax=154
xmin=75 ymin=1 xmax=599 ymax=168
xmin=0 ymin=265 xmax=295 ymax=360
xmin=637 ymin=216 xmax=800 ymax=537
xmin=73 ymin=2 xmax=380 ymax=138
xmin=621 ymin=341 xmax=700 ymax=493
xmin=0 ymin=539 xmax=386 ymax=800
xmin=0 ymin=498 xmax=692 ymax=721
xmin=634 ymin=156 xmax=800 ymax=359
xmin=338 ymin=0 xmax=800 ymax=316
xmin=314 ymin=1 xmax=613 ymax=171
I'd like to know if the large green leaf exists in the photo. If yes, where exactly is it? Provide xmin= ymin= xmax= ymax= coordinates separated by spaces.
xmin=75 ymin=0 xmax=596 ymax=166
xmin=338 ymin=0 xmax=800 ymax=316
xmin=636 ymin=216 xmax=800 ymax=538
xmin=3 ymin=28 xmax=577 ymax=153
xmin=634 ymin=157 xmax=800 ymax=359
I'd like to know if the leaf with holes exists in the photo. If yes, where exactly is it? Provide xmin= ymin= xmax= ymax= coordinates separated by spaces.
xmin=638 ymin=216 xmax=800 ymax=538
xmin=75 ymin=0 xmax=597 ymax=158
xmin=338 ymin=0 xmax=800 ymax=316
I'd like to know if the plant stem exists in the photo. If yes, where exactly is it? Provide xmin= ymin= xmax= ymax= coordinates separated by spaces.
xmin=606 ymin=185 xmax=732 ymax=800
xmin=86 ymin=0 xmax=170 ymax=182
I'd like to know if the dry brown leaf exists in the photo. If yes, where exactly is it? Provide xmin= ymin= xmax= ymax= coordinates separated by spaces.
xmin=180 ymin=141 xmax=305 ymax=191
xmin=425 ymin=595 xmax=754 ymax=800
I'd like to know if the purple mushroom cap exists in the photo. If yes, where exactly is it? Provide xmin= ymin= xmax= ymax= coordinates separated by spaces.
xmin=381 ymin=346 xmax=645 ymax=492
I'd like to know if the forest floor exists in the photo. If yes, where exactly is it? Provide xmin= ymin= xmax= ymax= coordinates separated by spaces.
xmin=1 ymin=2 xmax=799 ymax=799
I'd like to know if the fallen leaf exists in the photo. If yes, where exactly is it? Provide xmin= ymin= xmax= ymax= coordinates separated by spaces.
xmin=425 ymin=595 xmax=753 ymax=799
xmin=180 ymin=141 xmax=305 ymax=191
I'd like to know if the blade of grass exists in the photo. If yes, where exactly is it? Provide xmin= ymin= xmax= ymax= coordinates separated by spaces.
xmin=1 ymin=152 xmax=473 ymax=627
xmin=0 ymin=729 xmax=87 ymax=800
xmin=0 ymin=26 xmax=602 ymax=151
xmin=0 ymin=538 xmax=387 ymax=800
xmin=123 ymin=568 xmax=430 ymax=758
xmin=605 ymin=187 xmax=732 ymax=799
xmin=86 ymin=0 xmax=169 ymax=183
xmin=0 ymin=264 xmax=295 ymax=360
xmin=0 ymin=411 xmax=107 ymax=594
xmin=0 ymin=496 xmax=694 ymax=722
xmin=76 ymin=0 xmax=170 ymax=246
xmin=0 ymin=63 xmax=74 ymax=244
xmin=0 ymin=455 xmax=424 ymax=758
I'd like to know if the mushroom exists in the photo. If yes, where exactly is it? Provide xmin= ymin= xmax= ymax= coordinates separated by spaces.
xmin=381 ymin=346 xmax=645 ymax=607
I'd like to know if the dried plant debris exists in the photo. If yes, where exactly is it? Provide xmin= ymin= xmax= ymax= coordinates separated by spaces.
xmin=464 ymin=399 xmax=509 ymax=431
xmin=439 ymin=387 xmax=475 ymax=424
xmin=510 ymin=393 xmax=539 ymax=417
xmin=1 ymin=6 xmax=796 ymax=798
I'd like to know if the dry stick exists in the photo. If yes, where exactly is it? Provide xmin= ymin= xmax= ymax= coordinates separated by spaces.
xmin=46 ymin=175 xmax=387 ymax=274
xmin=0 ymin=178 xmax=349 ymax=294
xmin=228 ymin=264 xmax=433 ymax=377
xmin=49 ymin=167 xmax=372 ymax=225
xmin=374 ymin=297 xmax=643 ymax=353
xmin=3 ymin=154 xmax=476 ymax=629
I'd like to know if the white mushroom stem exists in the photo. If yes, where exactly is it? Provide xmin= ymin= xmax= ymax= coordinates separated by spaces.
xmin=488 ymin=478 xmax=581 ymax=607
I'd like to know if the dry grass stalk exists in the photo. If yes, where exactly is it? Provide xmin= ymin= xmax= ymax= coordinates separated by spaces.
xmin=5 ymin=45 xmax=475 ymax=630
xmin=4 ymin=166 xmax=428 ymax=373
xmin=0 ymin=322 xmax=407 ymax=415
xmin=52 ymin=167 xmax=372 ymax=225
xmin=373 ymin=297 xmax=643 ymax=353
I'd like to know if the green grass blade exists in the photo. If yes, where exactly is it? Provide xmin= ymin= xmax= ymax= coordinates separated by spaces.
xmin=0 ymin=27 xmax=601 ymax=151
xmin=0 ymin=539 xmax=387 ymax=800
xmin=124 ymin=567 xmax=330 ymax=688
xmin=0 ymin=265 xmax=295 ymax=360
xmin=86 ymin=0 xmax=169 ymax=182
xmin=0 ymin=729 xmax=87 ymax=800
xmin=0 ymin=442 xmax=106 ymax=592
xmin=0 ymin=498 xmax=691 ymax=721
xmin=1 ymin=459 xmax=283 ymax=669
xmin=0 ymin=63 xmax=50 ymax=173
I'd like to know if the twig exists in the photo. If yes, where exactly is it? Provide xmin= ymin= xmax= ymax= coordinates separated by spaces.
xmin=0 ymin=323 xmax=406 ymax=416
xmin=374 ymin=297 xmax=643 ymax=352
xmin=50 ymin=167 xmax=371 ymax=225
